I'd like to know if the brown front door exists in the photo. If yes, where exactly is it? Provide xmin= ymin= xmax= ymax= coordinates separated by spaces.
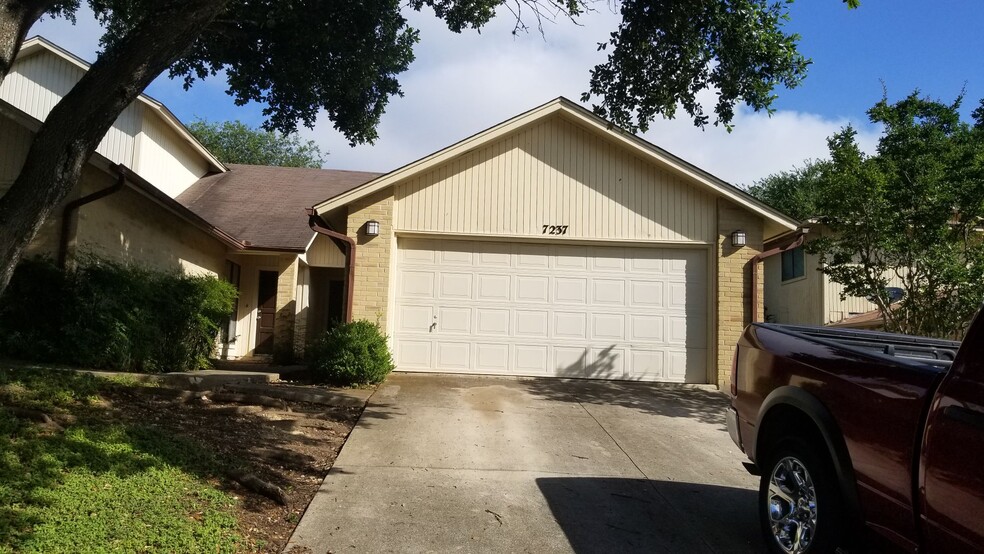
xmin=255 ymin=270 xmax=277 ymax=354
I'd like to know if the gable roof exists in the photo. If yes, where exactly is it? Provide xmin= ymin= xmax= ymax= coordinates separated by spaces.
xmin=178 ymin=164 xmax=380 ymax=250
xmin=15 ymin=36 xmax=226 ymax=174
xmin=313 ymin=97 xmax=799 ymax=238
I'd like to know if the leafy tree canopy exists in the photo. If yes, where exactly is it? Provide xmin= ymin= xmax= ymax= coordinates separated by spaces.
xmin=764 ymin=92 xmax=984 ymax=338
xmin=0 ymin=0 xmax=861 ymax=295
xmin=187 ymin=119 xmax=325 ymax=168
xmin=746 ymin=160 xmax=830 ymax=221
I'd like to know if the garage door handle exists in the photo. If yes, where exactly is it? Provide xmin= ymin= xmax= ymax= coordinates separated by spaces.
xmin=430 ymin=316 xmax=437 ymax=332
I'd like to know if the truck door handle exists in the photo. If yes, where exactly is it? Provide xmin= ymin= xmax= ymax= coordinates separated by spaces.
xmin=943 ymin=405 xmax=984 ymax=430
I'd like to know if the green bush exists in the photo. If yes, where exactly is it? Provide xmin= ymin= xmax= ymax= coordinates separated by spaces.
xmin=307 ymin=320 xmax=395 ymax=386
xmin=0 ymin=257 xmax=237 ymax=372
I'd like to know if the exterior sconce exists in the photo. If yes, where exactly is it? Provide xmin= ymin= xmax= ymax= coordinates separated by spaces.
xmin=365 ymin=220 xmax=380 ymax=237
xmin=732 ymin=230 xmax=746 ymax=247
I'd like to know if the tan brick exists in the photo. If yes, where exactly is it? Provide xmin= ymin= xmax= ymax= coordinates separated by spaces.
xmin=347 ymin=189 xmax=394 ymax=329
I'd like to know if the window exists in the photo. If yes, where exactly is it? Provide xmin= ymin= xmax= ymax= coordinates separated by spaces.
xmin=781 ymin=247 xmax=805 ymax=282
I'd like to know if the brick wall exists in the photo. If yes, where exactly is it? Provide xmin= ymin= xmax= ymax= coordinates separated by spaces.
xmin=716 ymin=199 xmax=764 ymax=389
xmin=346 ymin=189 xmax=394 ymax=328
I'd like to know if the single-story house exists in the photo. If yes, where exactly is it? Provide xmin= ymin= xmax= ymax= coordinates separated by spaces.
xmin=3 ymin=36 xmax=802 ymax=388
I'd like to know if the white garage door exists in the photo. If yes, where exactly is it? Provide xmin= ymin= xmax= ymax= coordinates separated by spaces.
xmin=393 ymin=238 xmax=709 ymax=382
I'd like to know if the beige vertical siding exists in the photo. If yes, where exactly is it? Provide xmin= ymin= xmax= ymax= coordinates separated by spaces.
xmin=763 ymin=250 xmax=824 ymax=325
xmin=824 ymin=269 xmax=906 ymax=324
xmin=305 ymin=234 xmax=346 ymax=267
xmin=0 ymin=52 xmax=139 ymax=166
xmin=134 ymin=110 xmax=210 ymax=198
xmin=394 ymin=115 xmax=716 ymax=243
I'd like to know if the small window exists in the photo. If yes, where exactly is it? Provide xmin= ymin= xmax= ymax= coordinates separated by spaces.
xmin=781 ymin=247 xmax=805 ymax=282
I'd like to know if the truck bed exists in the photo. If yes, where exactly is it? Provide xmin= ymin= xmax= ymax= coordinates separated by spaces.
xmin=756 ymin=323 xmax=960 ymax=370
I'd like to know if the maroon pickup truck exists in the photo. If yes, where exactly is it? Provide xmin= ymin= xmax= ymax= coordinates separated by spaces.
xmin=728 ymin=308 xmax=984 ymax=554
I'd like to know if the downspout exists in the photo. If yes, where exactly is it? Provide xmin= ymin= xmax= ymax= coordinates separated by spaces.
xmin=306 ymin=208 xmax=355 ymax=323
xmin=58 ymin=163 xmax=128 ymax=268
xmin=750 ymin=229 xmax=809 ymax=323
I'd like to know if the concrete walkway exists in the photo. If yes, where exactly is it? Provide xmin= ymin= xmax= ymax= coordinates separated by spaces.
xmin=286 ymin=373 xmax=763 ymax=553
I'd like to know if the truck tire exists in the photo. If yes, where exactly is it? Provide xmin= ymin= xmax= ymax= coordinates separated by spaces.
xmin=759 ymin=437 xmax=848 ymax=554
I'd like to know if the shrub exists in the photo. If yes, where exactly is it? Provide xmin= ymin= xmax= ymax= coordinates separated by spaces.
xmin=0 ymin=257 xmax=237 ymax=372
xmin=307 ymin=320 xmax=394 ymax=386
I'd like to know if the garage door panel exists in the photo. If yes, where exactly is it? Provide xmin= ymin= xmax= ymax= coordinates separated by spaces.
xmin=629 ymin=350 xmax=664 ymax=380
xmin=554 ymin=312 xmax=587 ymax=339
xmin=438 ymin=307 xmax=471 ymax=334
xmin=515 ymin=345 xmax=549 ymax=374
xmin=475 ymin=309 xmax=510 ymax=335
xmin=592 ymin=279 xmax=625 ymax=305
xmin=475 ymin=343 xmax=510 ymax=372
xmin=395 ymin=238 xmax=709 ymax=383
xmin=436 ymin=342 xmax=471 ymax=370
xmin=554 ymin=277 xmax=588 ymax=304
xmin=400 ymin=270 xmax=436 ymax=298
xmin=515 ymin=310 xmax=549 ymax=337
xmin=667 ymin=350 xmax=707 ymax=383
xmin=554 ymin=346 xmax=586 ymax=377
xmin=516 ymin=275 xmax=549 ymax=303
xmin=477 ymin=274 xmax=511 ymax=301
xmin=630 ymin=280 xmax=664 ymax=307
xmin=588 ymin=347 xmax=625 ymax=379
xmin=397 ymin=339 xmax=433 ymax=368
xmin=591 ymin=313 xmax=625 ymax=341
xmin=630 ymin=314 xmax=664 ymax=342
xmin=398 ymin=305 xmax=434 ymax=333
xmin=439 ymin=272 xmax=472 ymax=299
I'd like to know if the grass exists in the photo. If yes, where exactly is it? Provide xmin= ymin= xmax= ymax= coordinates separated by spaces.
xmin=0 ymin=367 xmax=242 ymax=553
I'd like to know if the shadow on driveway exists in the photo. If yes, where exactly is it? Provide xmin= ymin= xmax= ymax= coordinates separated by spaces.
xmin=536 ymin=477 xmax=763 ymax=553
xmin=523 ymin=378 xmax=730 ymax=428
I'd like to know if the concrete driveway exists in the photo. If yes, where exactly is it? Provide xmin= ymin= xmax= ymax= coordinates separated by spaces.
xmin=286 ymin=373 xmax=763 ymax=553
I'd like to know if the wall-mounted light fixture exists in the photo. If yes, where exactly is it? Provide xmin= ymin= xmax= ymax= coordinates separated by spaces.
xmin=731 ymin=230 xmax=746 ymax=247
xmin=365 ymin=220 xmax=380 ymax=237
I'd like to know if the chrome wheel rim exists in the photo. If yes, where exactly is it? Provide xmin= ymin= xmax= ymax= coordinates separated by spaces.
xmin=767 ymin=456 xmax=818 ymax=554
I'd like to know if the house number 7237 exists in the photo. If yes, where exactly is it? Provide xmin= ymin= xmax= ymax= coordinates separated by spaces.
xmin=542 ymin=225 xmax=569 ymax=235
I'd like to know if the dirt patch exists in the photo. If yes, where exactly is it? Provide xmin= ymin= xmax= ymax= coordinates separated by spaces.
xmin=102 ymin=385 xmax=364 ymax=552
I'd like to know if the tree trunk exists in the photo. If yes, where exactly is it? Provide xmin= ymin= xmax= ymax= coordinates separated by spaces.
xmin=0 ymin=0 xmax=230 ymax=294
xmin=0 ymin=1 xmax=54 ymax=84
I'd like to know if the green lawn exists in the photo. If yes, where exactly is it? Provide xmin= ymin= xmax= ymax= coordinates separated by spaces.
xmin=0 ymin=366 xmax=242 ymax=553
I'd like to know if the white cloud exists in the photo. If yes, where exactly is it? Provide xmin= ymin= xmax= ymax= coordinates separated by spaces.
xmin=303 ymin=7 xmax=881 ymax=186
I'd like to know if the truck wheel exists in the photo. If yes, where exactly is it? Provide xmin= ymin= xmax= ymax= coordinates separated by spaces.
xmin=759 ymin=437 xmax=846 ymax=554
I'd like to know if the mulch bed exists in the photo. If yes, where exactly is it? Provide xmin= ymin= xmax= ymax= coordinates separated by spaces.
xmin=102 ymin=385 xmax=364 ymax=552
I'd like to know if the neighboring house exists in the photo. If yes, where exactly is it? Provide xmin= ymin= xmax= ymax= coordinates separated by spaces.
xmin=762 ymin=227 xmax=905 ymax=328
xmin=3 ymin=37 xmax=802 ymax=388
xmin=0 ymin=36 xmax=375 ymax=360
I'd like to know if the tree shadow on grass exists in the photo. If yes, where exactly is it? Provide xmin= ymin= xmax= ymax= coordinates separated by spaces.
xmin=522 ymin=378 xmax=730 ymax=428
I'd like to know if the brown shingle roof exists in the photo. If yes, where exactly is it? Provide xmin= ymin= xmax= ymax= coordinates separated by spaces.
xmin=177 ymin=164 xmax=381 ymax=250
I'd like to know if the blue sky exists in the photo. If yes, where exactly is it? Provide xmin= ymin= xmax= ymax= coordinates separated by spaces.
xmin=30 ymin=1 xmax=984 ymax=186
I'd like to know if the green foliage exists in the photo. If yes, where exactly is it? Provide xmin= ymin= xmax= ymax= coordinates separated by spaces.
xmin=747 ymin=160 xmax=831 ymax=220
xmin=307 ymin=320 xmax=395 ymax=386
xmin=584 ymin=0 xmax=806 ymax=132
xmin=0 ymin=367 xmax=240 ymax=553
xmin=48 ymin=0 xmax=858 ymax=142
xmin=0 ymin=258 xmax=237 ymax=372
xmin=804 ymin=92 xmax=984 ymax=338
xmin=187 ymin=119 xmax=325 ymax=168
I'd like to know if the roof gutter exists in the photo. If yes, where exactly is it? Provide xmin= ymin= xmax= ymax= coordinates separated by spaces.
xmin=750 ymin=228 xmax=810 ymax=323
xmin=59 ymin=164 xmax=127 ymax=268
xmin=306 ymin=208 xmax=355 ymax=323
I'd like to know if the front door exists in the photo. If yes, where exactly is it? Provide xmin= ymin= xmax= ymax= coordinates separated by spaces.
xmin=255 ymin=270 xmax=278 ymax=354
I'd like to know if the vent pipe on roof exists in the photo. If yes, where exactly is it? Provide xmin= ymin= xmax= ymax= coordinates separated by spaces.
xmin=306 ymin=208 xmax=355 ymax=323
